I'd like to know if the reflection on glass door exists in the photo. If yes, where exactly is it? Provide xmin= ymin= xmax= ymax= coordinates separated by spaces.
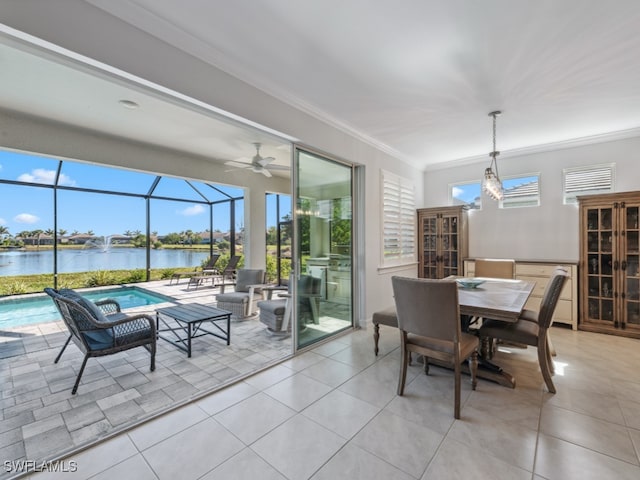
xmin=295 ymin=148 xmax=354 ymax=349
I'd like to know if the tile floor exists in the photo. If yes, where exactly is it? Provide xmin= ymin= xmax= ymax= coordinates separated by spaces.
xmin=8 ymin=322 xmax=639 ymax=480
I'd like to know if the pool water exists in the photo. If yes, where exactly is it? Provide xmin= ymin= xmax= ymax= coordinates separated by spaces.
xmin=0 ymin=287 xmax=174 ymax=329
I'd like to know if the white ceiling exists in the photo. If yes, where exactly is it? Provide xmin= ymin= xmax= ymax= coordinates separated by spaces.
xmin=4 ymin=0 xmax=640 ymax=171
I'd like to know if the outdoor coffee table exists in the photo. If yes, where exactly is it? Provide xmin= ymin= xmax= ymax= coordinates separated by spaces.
xmin=156 ymin=303 xmax=231 ymax=357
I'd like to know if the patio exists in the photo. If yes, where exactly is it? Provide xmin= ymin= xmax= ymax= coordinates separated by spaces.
xmin=0 ymin=280 xmax=293 ymax=476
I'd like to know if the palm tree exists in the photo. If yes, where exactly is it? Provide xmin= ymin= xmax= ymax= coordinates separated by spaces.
xmin=0 ymin=225 xmax=9 ymax=238
xmin=58 ymin=228 xmax=67 ymax=237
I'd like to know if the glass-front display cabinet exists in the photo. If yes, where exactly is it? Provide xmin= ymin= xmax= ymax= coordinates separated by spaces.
xmin=579 ymin=192 xmax=640 ymax=338
xmin=417 ymin=206 xmax=468 ymax=279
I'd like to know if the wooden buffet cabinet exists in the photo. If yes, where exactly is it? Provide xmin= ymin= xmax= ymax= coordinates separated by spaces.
xmin=464 ymin=259 xmax=578 ymax=330
xmin=417 ymin=206 xmax=468 ymax=279
xmin=579 ymin=191 xmax=640 ymax=338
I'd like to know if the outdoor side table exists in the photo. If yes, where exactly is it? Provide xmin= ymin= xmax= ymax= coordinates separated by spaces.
xmin=156 ymin=303 xmax=231 ymax=357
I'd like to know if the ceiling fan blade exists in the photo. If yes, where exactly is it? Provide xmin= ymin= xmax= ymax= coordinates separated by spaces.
xmin=266 ymin=165 xmax=290 ymax=171
xmin=225 ymin=160 xmax=252 ymax=169
xmin=261 ymin=168 xmax=273 ymax=178
xmin=258 ymin=156 xmax=276 ymax=167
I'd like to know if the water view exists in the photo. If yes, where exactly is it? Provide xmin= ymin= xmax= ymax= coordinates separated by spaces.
xmin=0 ymin=248 xmax=210 ymax=276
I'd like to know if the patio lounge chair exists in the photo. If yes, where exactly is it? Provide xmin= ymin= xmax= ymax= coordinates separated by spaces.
xmin=170 ymin=254 xmax=221 ymax=285
xmin=187 ymin=254 xmax=241 ymax=290
xmin=44 ymin=288 xmax=156 ymax=394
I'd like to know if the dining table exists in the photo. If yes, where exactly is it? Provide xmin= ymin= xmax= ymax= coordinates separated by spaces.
xmin=453 ymin=276 xmax=536 ymax=387
xmin=438 ymin=275 xmax=536 ymax=388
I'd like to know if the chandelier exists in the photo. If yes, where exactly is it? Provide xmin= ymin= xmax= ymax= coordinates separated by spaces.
xmin=483 ymin=111 xmax=504 ymax=201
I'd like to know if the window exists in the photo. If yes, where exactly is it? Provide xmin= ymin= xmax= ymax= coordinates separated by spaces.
xmin=450 ymin=181 xmax=482 ymax=209
xmin=501 ymin=174 xmax=540 ymax=208
xmin=381 ymin=170 xmax=415 ymax=267
xmin=563 ymin=164 xmax=615 ymax=204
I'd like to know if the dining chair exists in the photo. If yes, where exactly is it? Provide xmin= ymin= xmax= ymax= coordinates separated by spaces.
xmin=478 ymin=268 xmax=568 ymax=393
xmin=474 ymin=258 xmax=516 ymax=279
xmin=465 ymin=258 xmax=516 ymax=336
xmin=391 ymin=276 xmax=478 ymax=419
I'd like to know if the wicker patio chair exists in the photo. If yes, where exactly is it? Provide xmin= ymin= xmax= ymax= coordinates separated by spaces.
xmin=45 ymin=288 xmax=156 ymax=394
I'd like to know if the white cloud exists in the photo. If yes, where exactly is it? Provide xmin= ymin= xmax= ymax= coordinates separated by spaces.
xmin=179 ymin=204 xmax=205 ymax=216
xmin=0 ymin=218 xmax=6 ymax=225
xmin=14 ymin=213 xmax=40 ymax=224
xmin=452 ymin=186 xmax=464 ymax=198
xmin=17 ymin=168 xmax=76 ymax=186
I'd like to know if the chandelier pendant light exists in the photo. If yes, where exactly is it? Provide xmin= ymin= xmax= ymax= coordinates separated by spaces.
xmin=483 ymin=110 xmax=504 ymax=201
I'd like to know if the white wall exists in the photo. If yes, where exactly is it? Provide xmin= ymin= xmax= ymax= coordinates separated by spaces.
xmin=423 ymin=136 xmax=640 ymax=262
xmin=0 ymin=3 xmax=425 ymax=322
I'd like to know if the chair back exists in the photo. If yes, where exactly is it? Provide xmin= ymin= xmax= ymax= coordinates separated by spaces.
xmin=391 ymin=276 xmax=461 ymax=342
xmin=203 ymin=254 xmax=221 ymax=269
xmin=223 ymin=255 xmax=241 ymax=273
xmin=475 ymin=259 xmax=516 ymax=279
xmin=235 ymin=269 xmax=265 ymax=292
xmin=44 ymin=288 xmax=105 ymax=353
xmin=537 ymin=268 xmax=569 ymax=331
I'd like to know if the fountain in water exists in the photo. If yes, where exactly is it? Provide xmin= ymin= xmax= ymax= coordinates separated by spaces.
xmin=83 ymin=235 xmax=112 ymax=252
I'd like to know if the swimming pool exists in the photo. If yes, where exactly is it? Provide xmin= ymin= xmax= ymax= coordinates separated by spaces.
xmin=0 ymin=286 xmax=174 ymax=329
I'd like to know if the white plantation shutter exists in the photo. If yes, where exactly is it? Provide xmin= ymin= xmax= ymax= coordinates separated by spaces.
xmin=564 ymin=164 xmax=614 ymax=203
xmin=501 ymin=175 xmax=540 ymax=208
xmin=382 ymin=170 xmax=415 ymax=266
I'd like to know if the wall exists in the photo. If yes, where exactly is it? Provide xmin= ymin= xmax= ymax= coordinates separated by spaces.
xmin=0 ymin=3 xmax=425 ymax=322
xmin=423 ymin=136 xmax=640 ymax=262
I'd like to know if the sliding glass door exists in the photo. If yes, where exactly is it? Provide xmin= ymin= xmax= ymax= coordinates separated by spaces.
xmin=295 ymin=148 xmax=354 ymax=349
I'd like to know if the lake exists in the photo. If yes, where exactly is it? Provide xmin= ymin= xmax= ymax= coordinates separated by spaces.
xmin=0 ymin=248 xmax=211 ymax=276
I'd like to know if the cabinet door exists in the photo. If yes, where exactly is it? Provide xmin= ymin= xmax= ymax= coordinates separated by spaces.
xmin=622 ymin=204 xmax=640 ymax=330
xmin=584 ymin=206 xmax=615 ymax=325
xmin=440 ymin=213 xmax=460 ymax=278
xmin=420 ymin=214 xmax=439 ymax=279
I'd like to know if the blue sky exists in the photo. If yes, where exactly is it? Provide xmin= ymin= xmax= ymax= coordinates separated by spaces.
xmin=0 ymin=150 xmax=271 ymax=237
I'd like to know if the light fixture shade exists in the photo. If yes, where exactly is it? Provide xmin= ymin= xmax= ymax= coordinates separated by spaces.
xmin=483 ymin=167 xmax=504 ymax=201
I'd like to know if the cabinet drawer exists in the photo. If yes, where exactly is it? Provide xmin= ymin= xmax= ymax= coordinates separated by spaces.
xmin=524 ymin=297 xmax=572 ymax=322
xmin=517 ymin=275 xmax=573 ymax=300
xmin=516 ymin=263 xmax=571 ymax=277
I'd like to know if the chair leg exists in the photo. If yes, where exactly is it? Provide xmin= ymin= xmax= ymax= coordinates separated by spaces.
xmin=546 ymin=337 xmax=555 ymax=375
xmin=538 ymin=341 xmax=556 ymax=394
xmin=454 ymin=361 xmax=461 ymax=419
xmin=144 ymin=342 xmax=156 ymax=372
xmin=373 ymin=323 xmax=380 ymax=356
xmin=468 ymin=351 xmax=478 ymax=391
xmin=54 ymin=335 xmax=72 ymax=364
xmin=72 ymin=354 xmax=90 ymax=395
xmin=397 ymin=337 xmax=409 ymax=396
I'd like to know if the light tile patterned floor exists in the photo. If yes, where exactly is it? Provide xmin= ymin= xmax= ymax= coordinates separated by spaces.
xmin=4 ymin=320 xmax=638 ymax=479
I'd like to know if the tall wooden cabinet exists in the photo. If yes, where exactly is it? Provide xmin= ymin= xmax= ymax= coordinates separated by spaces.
xmin=417 ymin=206 xmax=468 ymax=279
xmin=579 ymin=192 xmax=640 ymax=338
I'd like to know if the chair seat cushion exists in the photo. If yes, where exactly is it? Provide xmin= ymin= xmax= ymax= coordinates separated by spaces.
xmin=372 ymin=307 xmax=398 ymax=328
xmin=216 ymin=292 xmax=250 ymax=304
xmin=82 ymin=329 xmax=114 ymax=350
xmin=408 ymin=331 xmax=478 ymax=357
xmin=480 ymin=318 xmax=539 ymax=346
xmin=257 ymin=299 xmax=287 ymax=315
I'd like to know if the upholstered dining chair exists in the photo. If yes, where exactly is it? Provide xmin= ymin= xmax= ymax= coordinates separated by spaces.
xmin=465 ymin=258 xmax=516 ymax=334
xmin=478 ymin=268 xmax=568 ymax=393
xmin=391 ymin=276 xmax=478 ymax=419
xmin=474 ymin=258 xmax=516 ymax=279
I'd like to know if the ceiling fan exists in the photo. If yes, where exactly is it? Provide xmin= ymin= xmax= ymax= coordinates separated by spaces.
xmin=225 ymin=143 xmax=289 ymax=178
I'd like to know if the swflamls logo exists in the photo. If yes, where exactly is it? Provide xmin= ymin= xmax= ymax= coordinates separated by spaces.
xmin=4 ymin=460 xmax=78 ymax=473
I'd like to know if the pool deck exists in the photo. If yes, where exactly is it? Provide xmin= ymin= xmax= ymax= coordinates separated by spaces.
xmin=0 ymin=280 xmax=292 ymax=477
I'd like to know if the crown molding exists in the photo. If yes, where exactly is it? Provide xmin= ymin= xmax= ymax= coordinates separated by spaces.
xmin=425 ymin=126 xmax=640 ymax=171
